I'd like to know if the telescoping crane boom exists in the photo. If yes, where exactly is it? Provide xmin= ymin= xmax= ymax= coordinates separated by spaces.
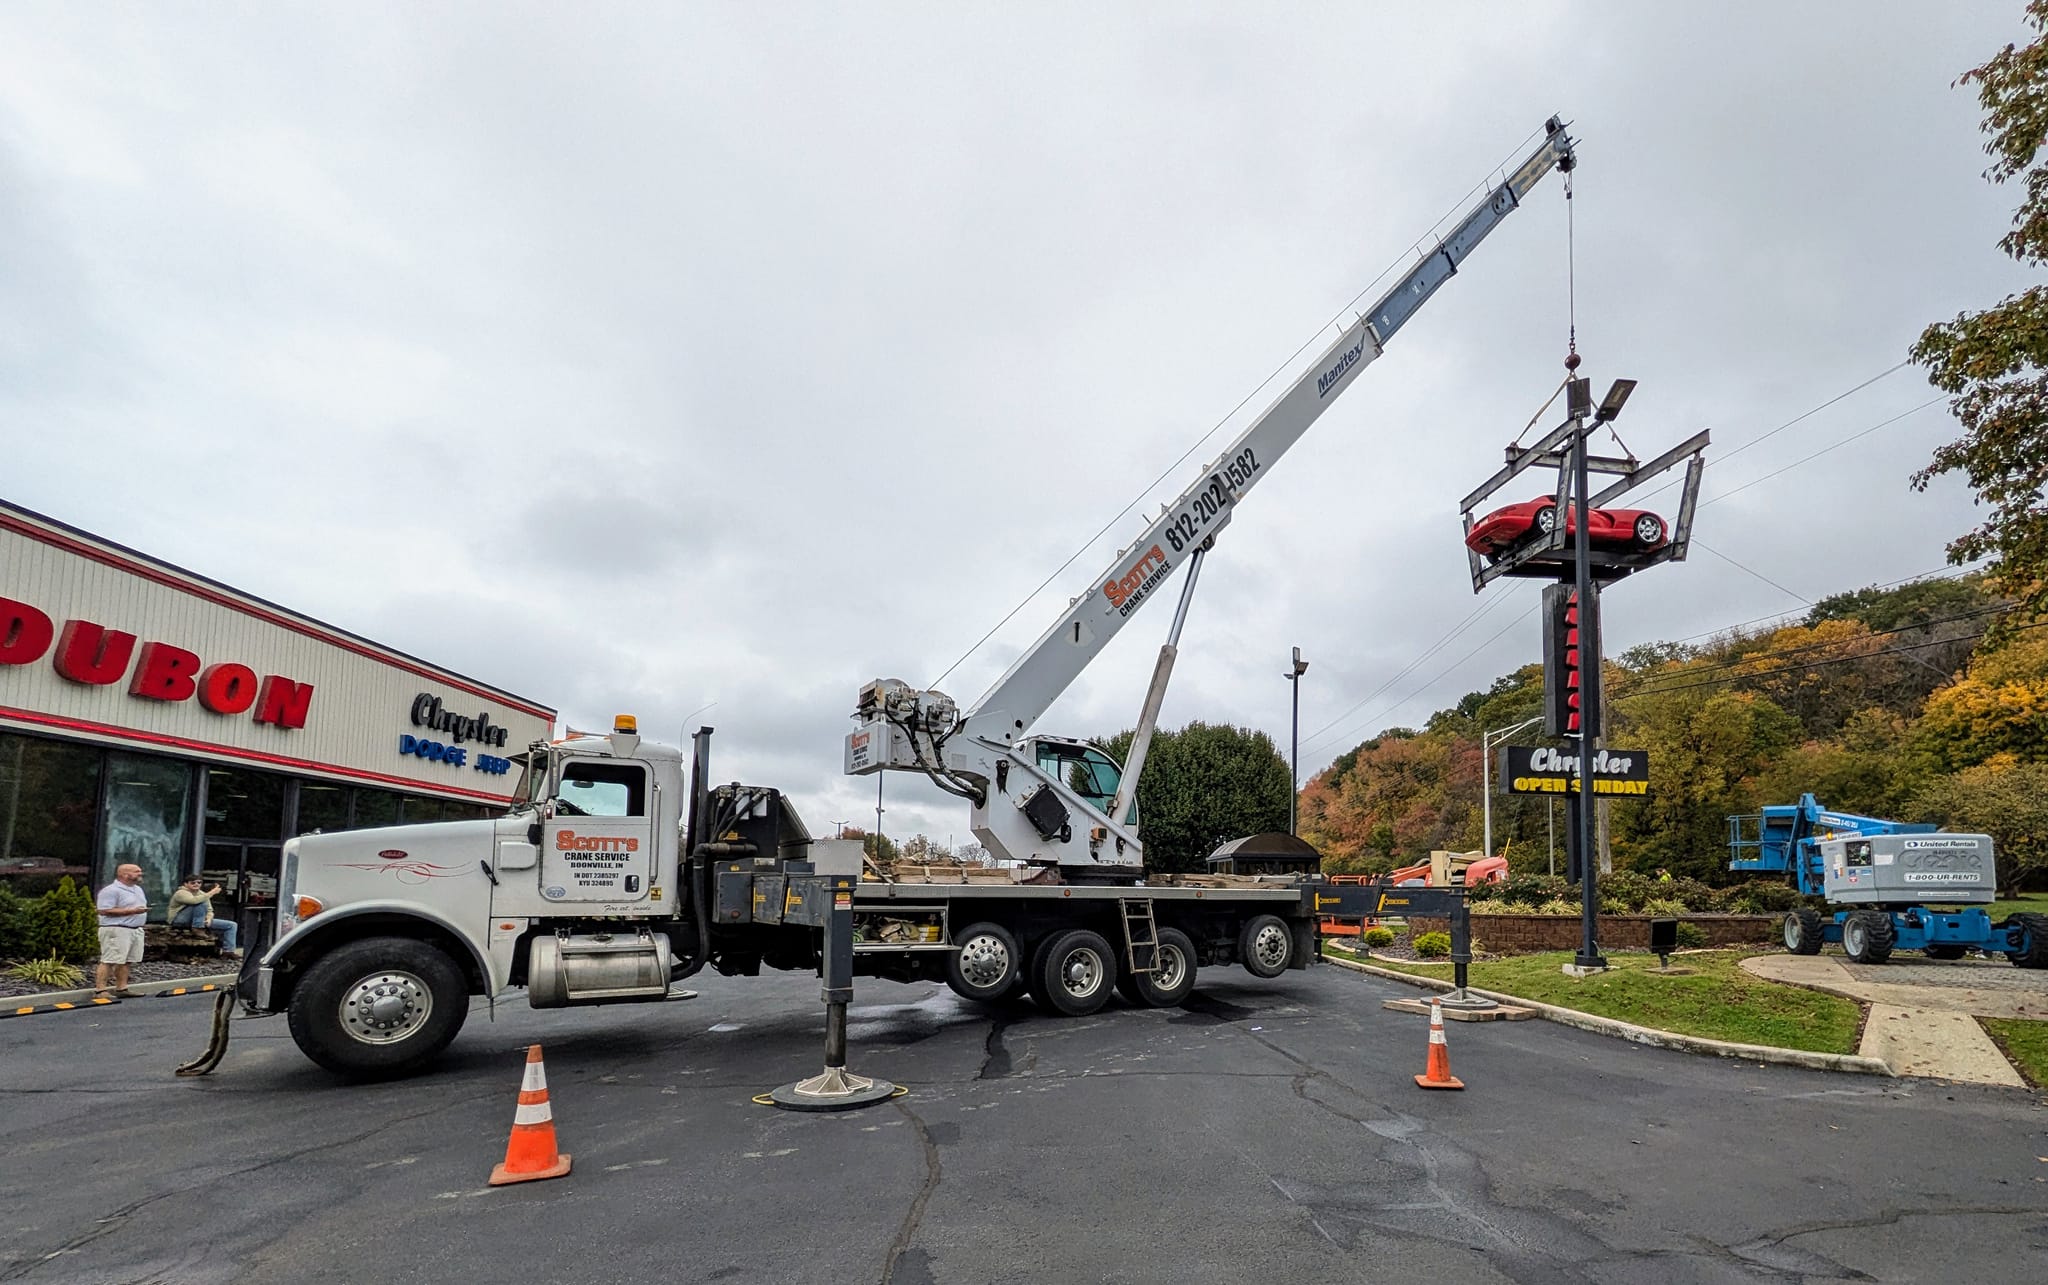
xmin=847 ymin=117 xmax=1578 ymax=878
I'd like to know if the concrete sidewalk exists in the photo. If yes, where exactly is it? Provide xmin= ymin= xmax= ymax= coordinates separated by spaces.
xmin=1741 ymin=954 xmax=2038 ymax=1086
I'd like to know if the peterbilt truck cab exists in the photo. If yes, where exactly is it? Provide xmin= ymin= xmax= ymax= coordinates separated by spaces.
xmin=254 ymin=717 xmax=699 ymax=1076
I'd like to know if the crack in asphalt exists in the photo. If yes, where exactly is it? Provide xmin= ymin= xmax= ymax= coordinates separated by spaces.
xmin=0 ymin=1094 xmax=496 ymax=1281
xmin=879 ymin=1100 xmax=943 ymax=1285
xmin=975 ymin=1012 xmax=1015 ymax=1080
xmin=1241 ymin=1025 xmax=1876 ymax=1284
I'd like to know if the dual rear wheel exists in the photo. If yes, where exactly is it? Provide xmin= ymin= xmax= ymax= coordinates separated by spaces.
xmin=944 ymin=921 xmax=1204 ymax=1015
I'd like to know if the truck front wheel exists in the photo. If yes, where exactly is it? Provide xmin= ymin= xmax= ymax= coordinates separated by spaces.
xmin=287 ymin=936 xmax=470 ymax=1079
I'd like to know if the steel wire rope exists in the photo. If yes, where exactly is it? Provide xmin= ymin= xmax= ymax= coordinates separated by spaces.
xmin=925 ymin=127 xmax=1554 ymax=692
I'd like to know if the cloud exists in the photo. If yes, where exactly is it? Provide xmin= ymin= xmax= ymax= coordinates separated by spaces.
xmin=0 ymin=2 xmax=2030 ymax=846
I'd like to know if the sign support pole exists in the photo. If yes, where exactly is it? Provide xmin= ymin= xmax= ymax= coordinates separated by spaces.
xmin=1568 ymin=387 xmax=1607 ymax=972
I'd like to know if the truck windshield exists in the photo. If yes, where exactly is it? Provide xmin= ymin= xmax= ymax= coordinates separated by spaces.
xmin=1035 ymin=743 xmax=1137 ymax=826
xmin=510 ymin=756 xmax=547 ymax=809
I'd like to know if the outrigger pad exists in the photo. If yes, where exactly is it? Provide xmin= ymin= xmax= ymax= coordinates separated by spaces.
xmin=766 ymin=1065 xmax=900 ymax=1112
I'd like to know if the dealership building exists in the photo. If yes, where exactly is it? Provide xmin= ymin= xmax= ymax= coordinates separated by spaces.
xmin=0 ymin=499 xmax=556 ymax=923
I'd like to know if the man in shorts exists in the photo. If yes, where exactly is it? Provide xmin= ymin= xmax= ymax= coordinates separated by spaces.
xmin=94 ymin=863 xmax=148 ymax=998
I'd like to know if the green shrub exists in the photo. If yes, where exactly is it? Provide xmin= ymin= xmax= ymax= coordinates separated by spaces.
xmin=6 ymin=955 xmax=84 ymax=988
xmin=1642 ymin=897 xmax=1692 ymax=918
xmin=1600 ymin=897 xmax=1630 ymax=915
xmin=1668 ymin=877 xmax=1719 ymax=912
xmin=1492 ymin=900 xmax=1539 ymax=915
xmin=1673 ymin=922 xmax=1707 ymax=949
xmin=1413 ymin=931 xmax=1451 ymax=958
xmin=1363 ymin=926 xmax=1396 ymax=947
xmin=1465 ymin=880 xmax=1505 ymax=903
xmin=1723 ymin=881 xmax=1804 ymax=914
xmin=1603 ymin=871 xmax=1653 ymax=911
xmin=0 ymin=884 xmax=27 ymax=959
xmin=24 ymin=877 xmax=99 ymax=963
xmin=1537 ymin=898 xmax=1579 ymax=916
xmin=1502 ymin=874 xmax=1570 ymax=906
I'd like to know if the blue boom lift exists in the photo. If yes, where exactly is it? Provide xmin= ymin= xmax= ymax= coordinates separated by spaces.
xmin=1728 ymin=794 xmax=2046 ymax=966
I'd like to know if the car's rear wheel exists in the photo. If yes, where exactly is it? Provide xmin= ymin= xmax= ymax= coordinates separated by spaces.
xmin=1633 ymin=513 xmax=1666 ymax=547
xmin=1533 ymin=504 xmax=1558 ymax=535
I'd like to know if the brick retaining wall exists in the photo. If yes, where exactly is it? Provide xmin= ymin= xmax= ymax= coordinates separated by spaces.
xmin=1402 ymin=913 xmax=1780 ymax=954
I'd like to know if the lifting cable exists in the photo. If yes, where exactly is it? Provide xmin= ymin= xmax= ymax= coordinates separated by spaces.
xmin=926 ymin=127 xmax=1551 ymax=693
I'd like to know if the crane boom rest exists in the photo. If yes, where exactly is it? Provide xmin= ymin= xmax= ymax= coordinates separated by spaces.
xmin=846 ymin=117 xmax=1577 ymax=877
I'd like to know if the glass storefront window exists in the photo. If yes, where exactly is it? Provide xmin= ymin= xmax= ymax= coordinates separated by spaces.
xmin=204 ymin=766 xmax=286 ymax=840
xmin=0 ymin=734 xmax=101 ymax=899
xmin=354 ymin=788 xmax=403 ymax=829
xmin=296 ymin=782 xmax=351 ymax=835
xmin=101 ymin=752 xmax=194 ymax=921
xmin=404 ymin=795 xmax=455 ymax=825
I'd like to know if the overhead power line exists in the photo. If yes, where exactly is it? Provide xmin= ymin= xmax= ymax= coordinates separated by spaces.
xmin=1300 ymin=601 xmax=1539 ymax=756
xmin=1612 ymin=617 xmax=2047 ymax=703
xmin=1617 ymin=601 xmax=2015 ymax=695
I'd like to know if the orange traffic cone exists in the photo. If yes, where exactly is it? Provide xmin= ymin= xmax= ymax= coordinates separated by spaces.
xmin=1413 ymin=998 xmax=1465 ymax=1091
xmin=489 ymin=1044 xmax=573 ymax=1186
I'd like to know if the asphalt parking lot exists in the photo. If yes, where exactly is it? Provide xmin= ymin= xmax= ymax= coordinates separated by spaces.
xmin=3 ymin=961 xmax=2045 ymax=1285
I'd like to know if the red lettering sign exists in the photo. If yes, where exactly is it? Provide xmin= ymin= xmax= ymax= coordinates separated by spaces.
xmin=198 ymin=662 xmax=259 ymax=715
xmin=0 ymin=598 xmax=55 ymax=666
xmin=130 ymin=641 xmax=202 ymax=702
xmin=5 ymin=593 xmax=314 ymax=731
xmin=254 ymin=676 xmax=315 ymax=730
xmin=54 ymin=620 xmax=136 ymax=686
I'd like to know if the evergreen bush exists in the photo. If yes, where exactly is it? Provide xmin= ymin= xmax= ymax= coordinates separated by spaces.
xmin=25 ymin=877 xmax=100 ymax=963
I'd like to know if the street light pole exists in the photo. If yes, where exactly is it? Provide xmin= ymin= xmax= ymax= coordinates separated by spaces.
xmin=1482 ymin=715 xmax=1542 ymax=858
xmin=1286 ymin=648 xmax=1309 ymax=835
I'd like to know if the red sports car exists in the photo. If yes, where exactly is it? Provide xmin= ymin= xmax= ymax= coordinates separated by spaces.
xmin=1465 ymin=496 xmax=1668 ymax=558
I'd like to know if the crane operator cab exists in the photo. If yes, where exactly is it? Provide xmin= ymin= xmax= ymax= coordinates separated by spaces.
xmin=1027 ymin=736 xmax=1138 ymax=828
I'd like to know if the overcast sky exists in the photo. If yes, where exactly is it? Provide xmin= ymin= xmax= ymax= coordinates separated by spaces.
xmin=1 ymin=3 xmax=2033 ymax=845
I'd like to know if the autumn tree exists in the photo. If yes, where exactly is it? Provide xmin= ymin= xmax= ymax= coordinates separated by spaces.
xmin=1098 ymin=722 xmax=1292 ymax=873
xmin=1913 ymin=758 xmax=2048 ymax=894
xmin=1912 ymin=2 xmax=2048 ymax=620
xmin=1909 ymin=631 xmax=2048 ymax=771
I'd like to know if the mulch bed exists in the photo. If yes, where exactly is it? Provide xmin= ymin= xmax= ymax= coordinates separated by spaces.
xmin=0 ymin=958 xmax=236 ymax=1000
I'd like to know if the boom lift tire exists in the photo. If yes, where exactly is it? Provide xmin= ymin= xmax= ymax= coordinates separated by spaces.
xmin=1922 ymin=944 xmax=1967 ymax=961
xmin=1783 ymin=909 xmax=1824 ymax=956
xmin=1238 ymin=914 xmax=1294 ymax=979
xmin=1033 ymin=929 xmax=1118 ymax=1017
xmin=945 ymin=921 xmax=1025 ymax=1002
xmin=2011 ymin=914 xmax=2048 ymax=970
xmin=1841 ymin=911 xmax=1895 ymax=965
xmin=286 ymin=936 xmax=469 ymax=1079
xmin=1115 ymin=927 xmax=1198 ymax=1008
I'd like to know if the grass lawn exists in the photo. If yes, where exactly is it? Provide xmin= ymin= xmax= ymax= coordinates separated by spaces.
xmin=1980 ymin=1019 xmax=2048 ymax=1088
xmin=1332 ymin=945 xmax=1863 ymax=1055
xmin=1990 ymin=893 xmax=2048 ymax=920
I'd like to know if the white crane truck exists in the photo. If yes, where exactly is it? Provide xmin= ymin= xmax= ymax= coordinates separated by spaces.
xmin=239 ymin=118 xmax=1576 ymax=1080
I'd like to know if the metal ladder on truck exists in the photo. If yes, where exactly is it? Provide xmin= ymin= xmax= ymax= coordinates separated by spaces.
xmin=1121 ymin=899 xmax=1159 ymax=976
